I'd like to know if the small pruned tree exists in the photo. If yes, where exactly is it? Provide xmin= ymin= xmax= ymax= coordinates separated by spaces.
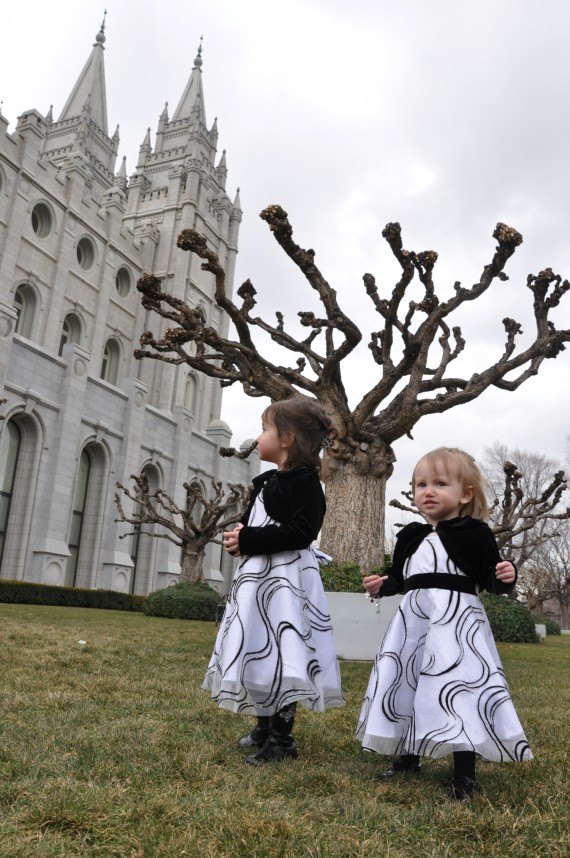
xmin=115 ymin=473 xmax=250 ymax=583
xmin=523 ymin=523 xmax=570 ymax=628
xmin=483 ymin=445 xmax=570 ymax=570
xmin=134 ymin=206 xmax=570 ymax=569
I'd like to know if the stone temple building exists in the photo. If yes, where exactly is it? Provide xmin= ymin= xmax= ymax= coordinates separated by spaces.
xmin=0 ymin=21 xmax=258 ymax=596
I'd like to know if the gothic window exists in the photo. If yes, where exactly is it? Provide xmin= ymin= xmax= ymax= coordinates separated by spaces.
xmin=182 ymin=480 xmax=204 ymax=565
xmin=184 ymin=374 xmax=197 ymax=412
xmin=59 ymin=313 xmax=82 ymax=355
xmin=14 ymin=284 xmax=37 ymax=339
xmin=129 ymin=488 xmax=143 ymax=594
xmin=0 ymin=422 xmax=21 ymax=568
xmin=186 ymin=480 xmax=207 ymax=529
xmin=31 ymin=202 xmax=53 ymax=238
xmin=115 ymin=266 xmax=132 ymax=298
xmin=76 ymin=237 xmax=95 ymax=270
xmin=65 ymin=449 xmax=91 ymax=587
xmin=101 ymin=338 xmax=121 ymax=385
xmin=130 ymin=464 xmax=160 ymax=595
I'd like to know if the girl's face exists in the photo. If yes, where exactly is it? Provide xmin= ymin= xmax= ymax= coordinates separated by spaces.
xmin=413 ymin=459 xmax=473 ymax=525
xmin=256 ymin=416 xmax=291 ymax=469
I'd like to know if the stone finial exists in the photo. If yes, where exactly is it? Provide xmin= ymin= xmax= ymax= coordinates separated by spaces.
xmin=194 ymin=36 xmax=203 ymax=69
xmin=95 ymin=10 xmax=107 ymax=47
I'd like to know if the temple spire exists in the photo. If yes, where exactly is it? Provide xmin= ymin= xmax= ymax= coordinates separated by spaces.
xmin=172 ymin=37 xmax=206 ymax=123
xmin=57 ymin=16 xmax=109 ymax=133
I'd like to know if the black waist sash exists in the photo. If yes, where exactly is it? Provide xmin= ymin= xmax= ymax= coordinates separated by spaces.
xmin=403 ymin=573 xmax=477 ymax=596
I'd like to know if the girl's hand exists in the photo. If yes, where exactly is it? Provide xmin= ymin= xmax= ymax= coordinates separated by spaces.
xmin=362 ymin=574 xmax=388 ymax=597
xmin=223 ymin=524 xmax=243 ymax=557
xmin=495 ymin=561 xmax=515 ymax=584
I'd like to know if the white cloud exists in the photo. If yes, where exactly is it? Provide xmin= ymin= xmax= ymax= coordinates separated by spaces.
xmin=404 ymin=163 xmax=438 ymax=196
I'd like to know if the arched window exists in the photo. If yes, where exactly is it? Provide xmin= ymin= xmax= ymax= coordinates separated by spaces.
xmin=129 ymin=489 xmax=143 ymax=594
xmin=182 ymin=481 xmax=205 ymax=566
xmin=130 ymin=464 xmax=160 ymax=595
xmin=186 ymin=481 xmax=208 ymax=531
xmin=0 ymin=422 xmax=22 ymax=568
xmin=59 ymin=313 xmax=82 ymax=356
xmin=66 ymin=449 xmax=91 ymax=587
xmin=184 ymin=374 xmax=197 ymax=412
xmin=14 ymin=284 xmax=37 ymax=339
xmin=101 ymin=338 xmax=121 ymax=385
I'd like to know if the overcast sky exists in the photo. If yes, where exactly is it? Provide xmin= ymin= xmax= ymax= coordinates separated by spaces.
xmin=2 ymin=0 xmax=570 ymax=532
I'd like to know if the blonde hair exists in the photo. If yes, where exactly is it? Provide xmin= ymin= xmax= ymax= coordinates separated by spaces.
xmin=412 ymin=447 xmax=488 ymax=519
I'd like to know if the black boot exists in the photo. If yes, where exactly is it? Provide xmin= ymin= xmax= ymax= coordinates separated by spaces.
xmin=377 ymin=754 xmax=422 ymax=780
xmin=245 ymin=704 xmax=298 ymax=766
xmin=237 ymin=716 xmax=270 ymax=748
xmin=449 ymin=751 xmax=480 ymax=801
xmin=449 ymin=776 xmax=481 ymax=802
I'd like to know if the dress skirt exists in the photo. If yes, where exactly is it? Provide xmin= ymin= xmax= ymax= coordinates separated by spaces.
xmin=202 ymin=495 xmax=345 ymax=716
xmin=356 ymin=534 xmax=533 ymax=762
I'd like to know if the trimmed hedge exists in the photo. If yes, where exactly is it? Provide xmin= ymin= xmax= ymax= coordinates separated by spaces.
xmin=143 ymin=582 xmax=220 ymax=620
xmin=480 ymin=594 xmax=539 ymax=643
xmin=0 ymin=579 xmax=145 ymax=612
xmin=319 ymin=558 xmax=391 ymax=593
xmin=533 ymin=616 xmax=561 ymax=635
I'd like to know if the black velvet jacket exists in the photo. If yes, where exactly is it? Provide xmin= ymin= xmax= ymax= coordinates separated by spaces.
xmin=238 ymin=465 xmax=325 ymax=556
xmin=379 ymin=516 xmax=517 ymax=597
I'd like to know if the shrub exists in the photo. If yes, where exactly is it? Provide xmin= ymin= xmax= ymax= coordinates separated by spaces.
xmin=143 ymin=582 xmax=220 ymax=620
xmin=480 ymin=594 xmax=539 ymax=643
xmin=533 ymin=616 xmax=561 ymax=635
xmin=0 ymin=580 xmax=145 ymax=612
xmin=319 ymin=558 xmax=391 ymax=593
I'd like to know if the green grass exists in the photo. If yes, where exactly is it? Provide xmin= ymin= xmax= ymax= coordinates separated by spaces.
xmin=0 ymin=604 xmax=568 ymax=858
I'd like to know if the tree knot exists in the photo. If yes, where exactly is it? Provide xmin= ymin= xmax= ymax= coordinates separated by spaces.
xmin=493 ymin=223 xmax=523 ymax=247
xmin=177 ymin=229 xmax=208 ymax=253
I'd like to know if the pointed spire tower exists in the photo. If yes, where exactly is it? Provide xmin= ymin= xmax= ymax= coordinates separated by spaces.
xmin=142 ymin=38 xmax=218 ymax=166
xmin=125 ymin=38 xmax=229 ymax=232
xmin=40 ymin=14 xmax=119 ymax=196
xmin=124 ymin=37 xmax=241 ymax=319
xmin=171 ymin=38 xmax=207 ymax=128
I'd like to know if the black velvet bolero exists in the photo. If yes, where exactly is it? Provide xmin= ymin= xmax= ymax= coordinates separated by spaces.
xmin=379 ymin=516 xmax=517 ymax=598
xmin=238 ymin=465 xmax=326 ymax=556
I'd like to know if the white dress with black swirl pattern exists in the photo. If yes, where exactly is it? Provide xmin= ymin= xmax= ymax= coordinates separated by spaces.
xmin=356 ymin=533 xmax=533 ymax=762
xmin=202 ymin=491 xmax=345 ymax=715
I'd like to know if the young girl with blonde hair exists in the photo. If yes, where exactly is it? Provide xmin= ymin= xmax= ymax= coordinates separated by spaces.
xmin=357 ymin=447 xmax=532 ymax=800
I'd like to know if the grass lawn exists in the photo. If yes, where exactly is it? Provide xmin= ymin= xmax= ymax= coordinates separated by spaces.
xmin=0 ymin=604 xmax=568 ymax=858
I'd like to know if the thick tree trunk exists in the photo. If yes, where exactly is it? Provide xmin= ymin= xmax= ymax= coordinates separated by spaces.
xmin=179 ymin=548 xmax=205 ymax=584
xmin=321 ymin=461 xmax=388 ymax=571
xmin=528 ymin=597 xmax=544 ymax=616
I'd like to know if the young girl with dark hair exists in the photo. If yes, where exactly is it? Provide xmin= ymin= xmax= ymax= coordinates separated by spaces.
xmin=202 ymin=398 xmax=345 ymax=765
xmin=357 ymin=447 xmax=533 ymax=800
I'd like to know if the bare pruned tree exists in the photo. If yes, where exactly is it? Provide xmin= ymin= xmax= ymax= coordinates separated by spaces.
xmin=522 ymin=523 xmax=570 ymax=628
xmin=134 ymin=205 xmax=570 ymax=569
xmin=115 ymin=473 xmax=250 ymax=584
xmin=483 ymin=445 xmax=570 ymax=571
